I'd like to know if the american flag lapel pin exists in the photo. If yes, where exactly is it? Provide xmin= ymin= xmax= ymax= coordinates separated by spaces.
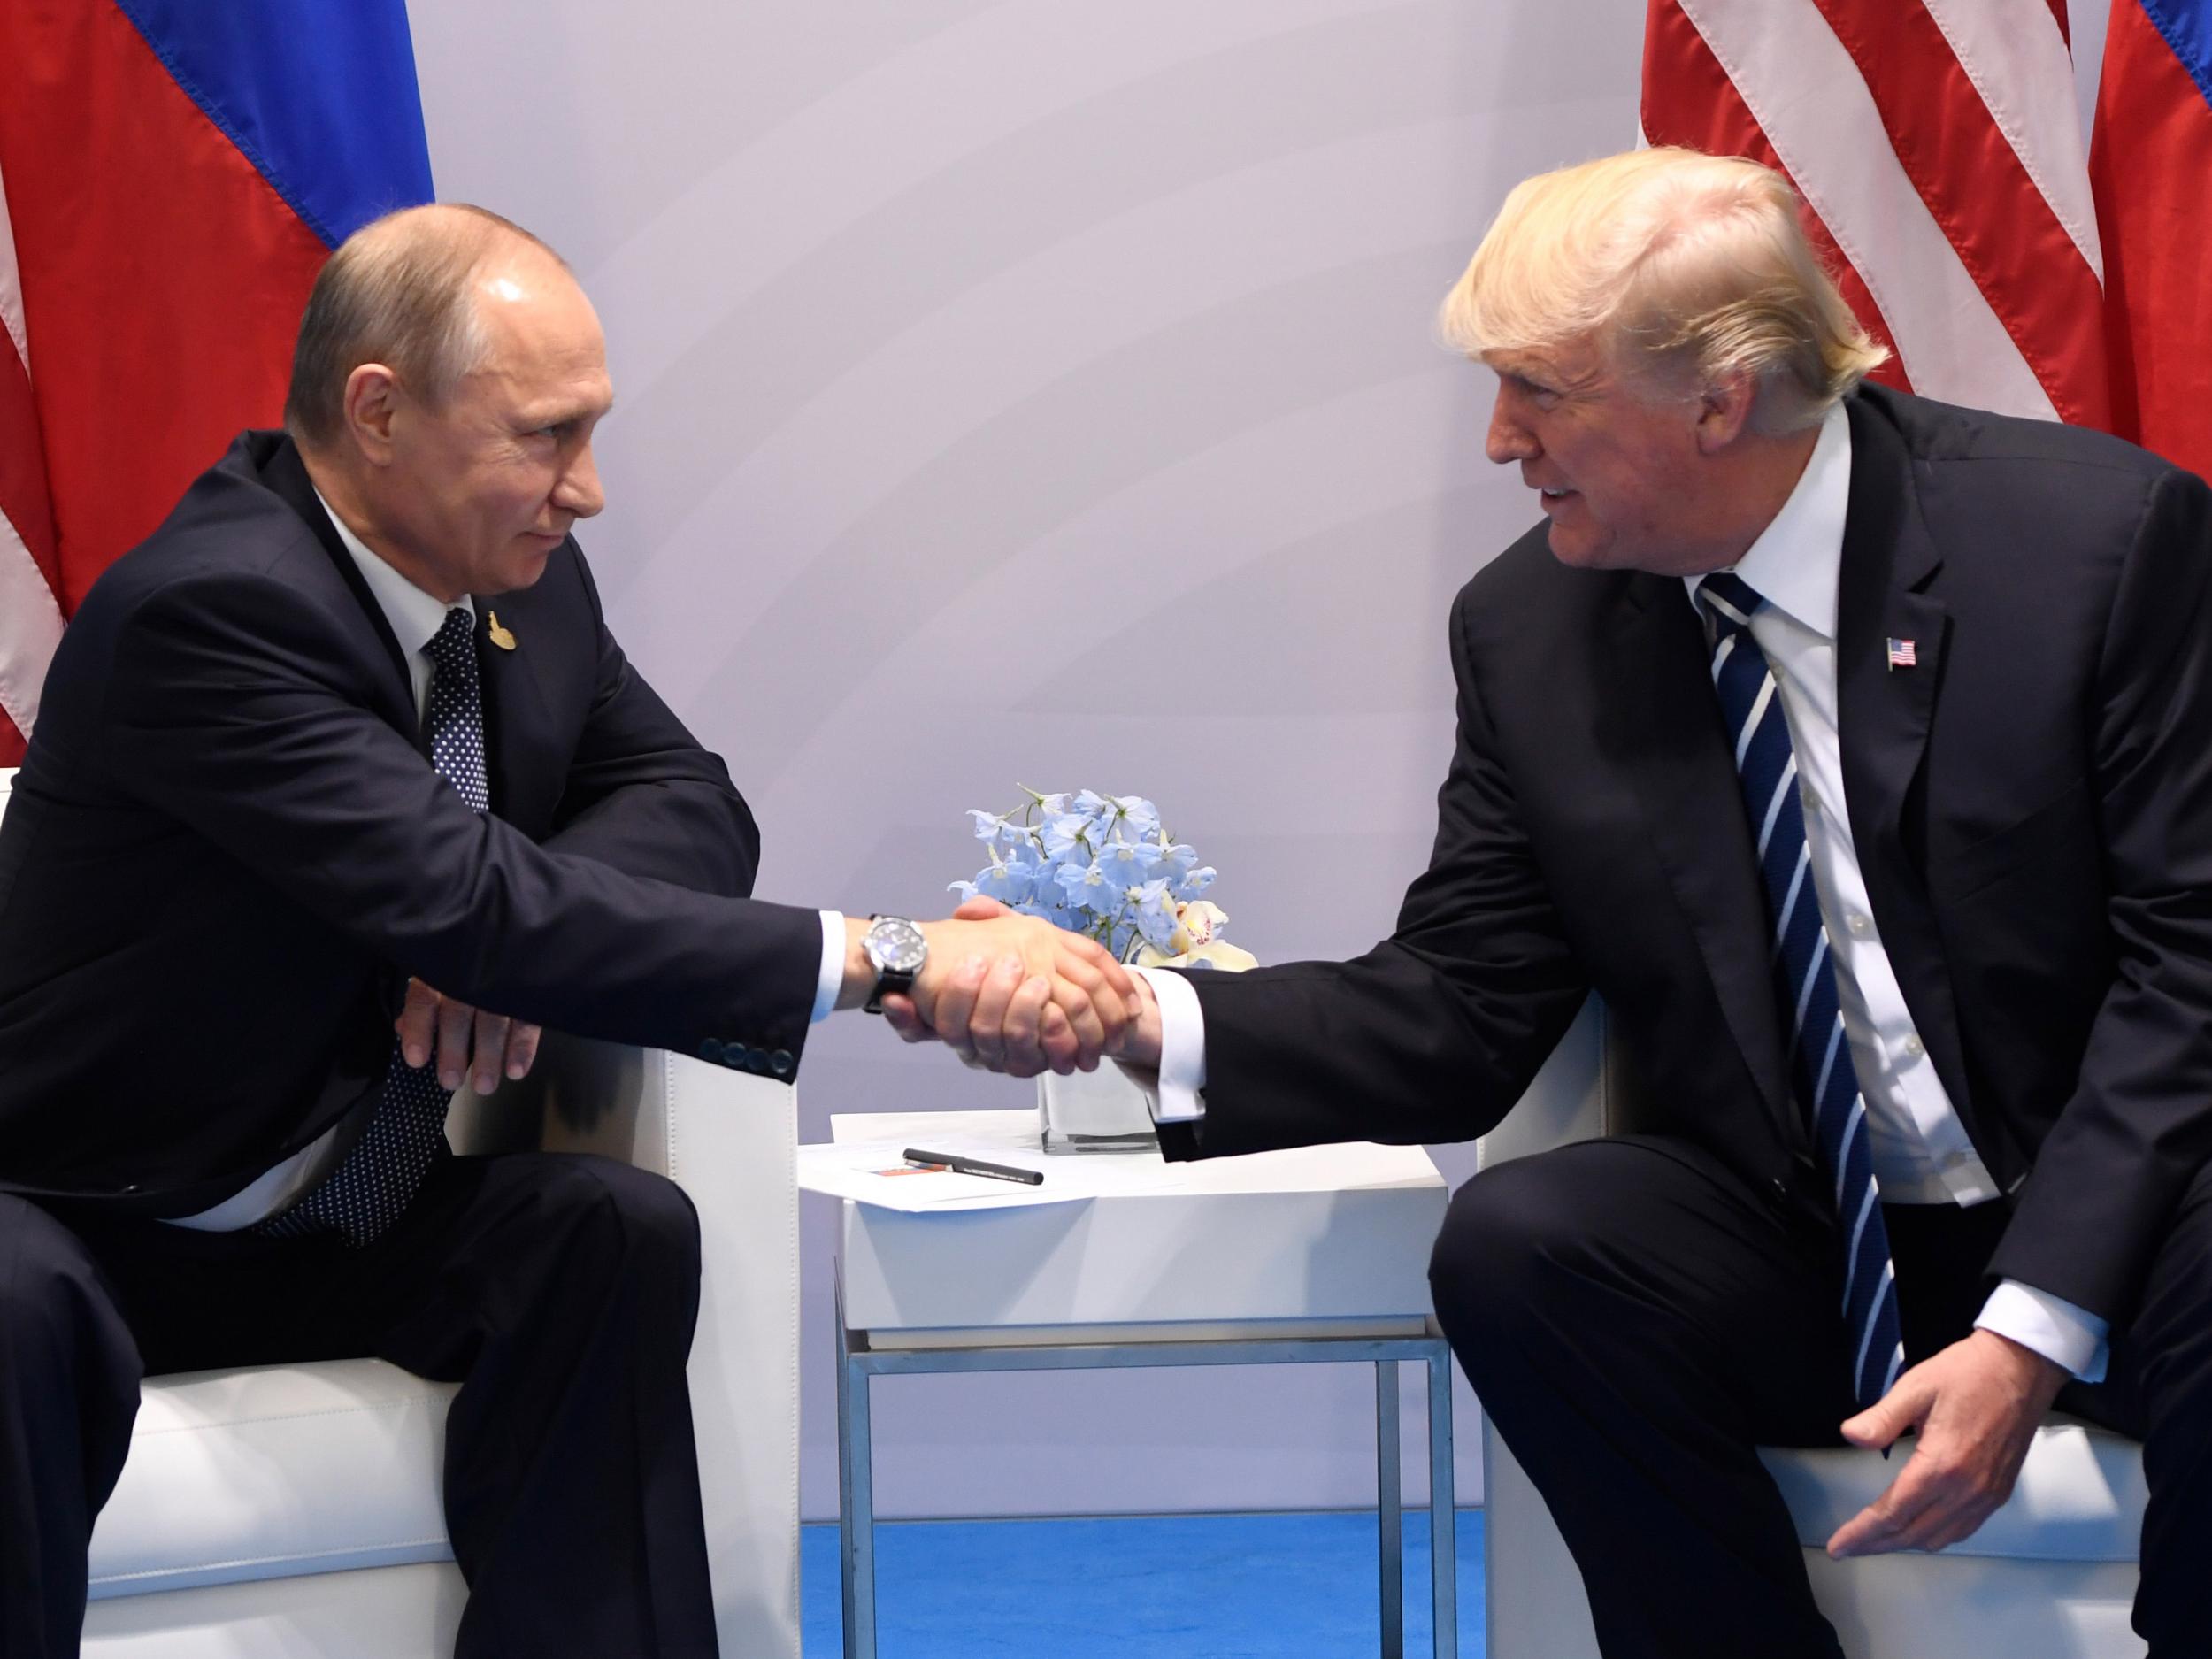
xmin=1886 ymin=637 xmax=1917 ymax=672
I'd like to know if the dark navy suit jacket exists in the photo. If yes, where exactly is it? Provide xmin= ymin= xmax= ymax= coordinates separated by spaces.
xmin=0 ymin=431 xmax=822 ymax=1213
xmin=1161 ymin=385 xmax=2212 ymax=1330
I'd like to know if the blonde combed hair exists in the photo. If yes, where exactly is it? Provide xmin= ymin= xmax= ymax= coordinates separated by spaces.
xmin=1439 ymin=148 xmax=1887 ymax=433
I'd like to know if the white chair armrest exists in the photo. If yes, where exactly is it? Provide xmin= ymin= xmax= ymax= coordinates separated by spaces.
xmin=1475 ymin=994 xmax=1609 ymax=1172
xmin=449 ymin=1036 xmax=801 ymax=1659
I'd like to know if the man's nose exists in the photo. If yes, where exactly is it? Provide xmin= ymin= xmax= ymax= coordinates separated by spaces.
xmin=1486 ymin=395 xmax=1535 ymax=466
xmin=556 ymin=442 xmax=606 ymax=519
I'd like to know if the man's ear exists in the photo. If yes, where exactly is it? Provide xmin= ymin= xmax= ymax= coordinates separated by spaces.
xmin=341 ymin=363 xmax=403 ymax=465
xmin=1694 ymin=369 xmax=1758 ymax=455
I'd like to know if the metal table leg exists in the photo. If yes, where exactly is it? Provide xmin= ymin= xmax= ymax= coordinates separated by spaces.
xmin=836 ymin=1293 xmax=877 ymax=1659
xmin=1377 ymin=1359 xmax=1403 ymax=1659
xmin=829 ymin=1321 xmax=1453 ymax=1656
xmin=1426 ymin=1344 xmax=1457 ymax=1659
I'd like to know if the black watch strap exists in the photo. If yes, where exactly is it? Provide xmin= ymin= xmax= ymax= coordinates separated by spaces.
xmin=863 ymin=964 xmax=914 ymax=1016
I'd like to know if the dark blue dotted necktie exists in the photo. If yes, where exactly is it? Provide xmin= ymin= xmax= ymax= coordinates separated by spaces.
xmin=1699 ymin=571 xmax=1905 ymax=1409
xmin=263 ymin=606 xmax=488 ymax=1246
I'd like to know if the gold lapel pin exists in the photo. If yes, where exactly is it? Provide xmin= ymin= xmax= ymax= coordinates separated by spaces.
xmin=487 ymin=611 xmax=518 ymax=651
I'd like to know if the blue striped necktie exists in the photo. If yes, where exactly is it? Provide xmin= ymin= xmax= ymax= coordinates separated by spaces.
xmin=1697 ymin=570 xmax=1904 ymax=1409
xmin=263 ymin=605 xmax=489 ymax=1247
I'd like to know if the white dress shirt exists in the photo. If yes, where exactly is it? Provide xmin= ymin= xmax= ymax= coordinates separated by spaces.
xmin=172 ymin=493 xmax=845 ymax=1231
xmin=1133 ymin=404 xmax=2108 ymax=1381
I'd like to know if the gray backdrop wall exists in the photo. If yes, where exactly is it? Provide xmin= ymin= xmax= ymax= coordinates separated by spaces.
xmin=401 ymin=1 xmax=2105 ymax=1522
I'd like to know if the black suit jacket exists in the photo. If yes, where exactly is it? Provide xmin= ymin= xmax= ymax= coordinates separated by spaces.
xmin=1160 ymin=385 xmax=2212 ymax=1329
xmin=0 ymin=431 xmax=825 ymax=1213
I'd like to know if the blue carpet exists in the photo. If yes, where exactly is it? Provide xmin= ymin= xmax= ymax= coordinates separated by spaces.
xmin=801 ymin=1509 xmax=1485 ymax=1657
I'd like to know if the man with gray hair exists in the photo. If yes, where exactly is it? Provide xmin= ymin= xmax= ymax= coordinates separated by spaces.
xmin=0 ymin=202 xmax=1134 ymax=1655
xmin=946 ymin=147 xmax=2212 ymax=1653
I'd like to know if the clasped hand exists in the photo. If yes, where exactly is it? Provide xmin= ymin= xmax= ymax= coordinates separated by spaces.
xmin=876 ymin=898 xmax=1145 ymax=1079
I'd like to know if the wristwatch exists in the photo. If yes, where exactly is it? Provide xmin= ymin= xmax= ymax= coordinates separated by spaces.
xmin=862 ymin=915 xmax=928 ymax=1014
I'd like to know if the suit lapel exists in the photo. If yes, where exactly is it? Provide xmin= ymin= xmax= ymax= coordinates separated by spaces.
xmin=257 ymin=436 xmax=418 ymax=737
xmin=1834 ymin=393 xmax=1979 ymax=1129
xmin=1835 ymin=395 xmax=1946 ymax=868
xmin=1601 ymin=572 xmax=1796 ymax=1135
xmin=471 ymin=581 xmax=567 ymax=833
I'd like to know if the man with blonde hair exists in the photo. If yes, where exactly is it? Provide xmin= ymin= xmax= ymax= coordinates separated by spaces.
xmin=994 ymin=147 xmax=2212 ymax=1653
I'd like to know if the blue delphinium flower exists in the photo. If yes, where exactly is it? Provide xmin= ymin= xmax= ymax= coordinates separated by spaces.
xmin=1094 ymin=833 xmax=1157 ymax=895
xmin=1132 ymin=879 xmax=1179 ymax=950
xmin=1148 ymin=840 xmax=1199 ymax=886
xmin=1056 ymin=858 xmax=1120 ymax=915
xmin=1175 ymin=865 xmax=1217 ymax=900
xmin=957 ymin=789 xmax=1227 ymax=964
xmin=1041 ymin=804 xmax=1100 ymax=862
xmin=1103 ymin=795 xmax=1161 ymax=842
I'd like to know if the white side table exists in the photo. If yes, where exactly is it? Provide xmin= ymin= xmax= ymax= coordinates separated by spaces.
xmin=829 ymin=1110 xmax=1458 ymax=1659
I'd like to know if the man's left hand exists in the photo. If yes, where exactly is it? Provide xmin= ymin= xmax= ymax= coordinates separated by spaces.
xmin=396 ymin=978 xmax=543 ymax=1095
xmin=1826 ymin=1328 xmax=2069 ymax=1557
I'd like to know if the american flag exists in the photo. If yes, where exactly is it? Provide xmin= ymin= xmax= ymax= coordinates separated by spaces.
xmin=1888 ymin=637 xmax=1919 ymax=671
xmin=1641 ymin=0 xmax=2212 ymax=474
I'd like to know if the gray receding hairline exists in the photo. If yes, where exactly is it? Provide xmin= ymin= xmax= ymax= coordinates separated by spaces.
xmin=283 ymin=203 xmax=570 ymax=449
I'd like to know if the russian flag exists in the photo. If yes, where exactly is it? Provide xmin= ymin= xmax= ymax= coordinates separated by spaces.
xmin=0 ymin=1 xmax=434 ymax=764
xmin=2093 ymin=0 xmax=2212 ymax=480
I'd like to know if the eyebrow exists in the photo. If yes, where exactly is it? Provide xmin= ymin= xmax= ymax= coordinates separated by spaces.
xmin=520 ymin=396 xmax=615 ymax=428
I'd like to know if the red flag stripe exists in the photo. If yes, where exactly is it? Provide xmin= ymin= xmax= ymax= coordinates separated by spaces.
xmin=1640 ymin=0 xmax=1914 ymax=396
xmin=0 ymin=710 xmax=25 ymax=770
xmin=1809 ymin=0 xmax=2109 ymax=428
xmin=1653 ymin=0 xmax=2065 ymax=420
xmin=2090 ymin=0 xmax=2212 ymax=479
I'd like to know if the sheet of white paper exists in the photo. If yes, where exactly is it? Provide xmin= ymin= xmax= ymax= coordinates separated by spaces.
xmin=796 ymin=1130 xmax=1191 ymax=1212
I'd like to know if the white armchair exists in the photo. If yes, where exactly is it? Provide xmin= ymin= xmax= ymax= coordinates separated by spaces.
xmin=0 ymin=770 xmax=802 ymax=1659
xmin=1476 ymin=996 xmax=2147 ymax=1659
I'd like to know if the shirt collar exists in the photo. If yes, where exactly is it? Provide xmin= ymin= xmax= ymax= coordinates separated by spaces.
xmin=312 ymin=488 xmax=472 ymax=659
xmin=1684 ymin=400 xmax=1852 ymax=639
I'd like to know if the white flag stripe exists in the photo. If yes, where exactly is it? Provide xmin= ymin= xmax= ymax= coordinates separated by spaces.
xmin=0 ymin=505 xmax=64 ymax=738
xmin=1676 ymin=0 xmax=2058 ymax=421
xmin=0 ymin=156 xmax=27 ymax=374
xmin=1916 ymin=0 xmax=2103 ymax=280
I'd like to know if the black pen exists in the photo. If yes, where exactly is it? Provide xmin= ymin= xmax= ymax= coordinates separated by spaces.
xmin=902 ymin=1148 xmax=1045 ymax=1186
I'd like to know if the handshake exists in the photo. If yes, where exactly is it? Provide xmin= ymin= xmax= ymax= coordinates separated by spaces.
xmin=389 ymin=897 xmax=1168 ymax=1100
xmin=841 ymin=897 xmax=1166 ymax=1078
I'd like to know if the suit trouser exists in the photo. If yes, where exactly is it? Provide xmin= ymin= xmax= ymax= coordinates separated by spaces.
xmin=1429 ymin=1135 xmax=2212 ymax=1659
xmin=0 ymin=1150 xmax=718 ymax=1658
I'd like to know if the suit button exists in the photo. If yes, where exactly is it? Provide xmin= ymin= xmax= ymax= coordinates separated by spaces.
xmin=698 ymin=1039 xmax=726 ymax=1065
xmin=1766 ymin=1178 xmax=1791 ymax=1211
xmin=769 ymin=1048 xmax=795 ymax=1078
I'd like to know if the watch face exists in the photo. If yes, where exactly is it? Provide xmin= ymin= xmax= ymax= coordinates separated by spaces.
xmin=868 ymin=917 xmax=928 ymax=974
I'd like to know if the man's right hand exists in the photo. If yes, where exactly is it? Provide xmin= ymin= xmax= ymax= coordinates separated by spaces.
xmin=852 ymin=902 xmax=1141 ymax=1078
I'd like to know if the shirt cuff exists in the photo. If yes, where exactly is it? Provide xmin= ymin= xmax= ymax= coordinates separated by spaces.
xmin=1976 ymin=1279 xmax=2109 ymax=1383
xmin=813 ymin=911 xmax=845 ymax=1024
xmin=1116 ymin=966 xmax=1207 ymax=1122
